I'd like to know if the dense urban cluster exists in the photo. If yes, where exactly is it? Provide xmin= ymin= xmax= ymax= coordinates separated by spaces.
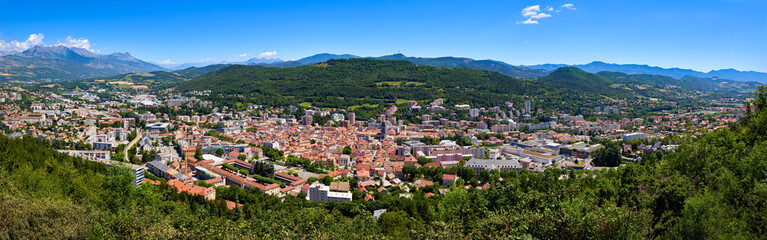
xmin=0 ymin=85 xmax=748 ymax=205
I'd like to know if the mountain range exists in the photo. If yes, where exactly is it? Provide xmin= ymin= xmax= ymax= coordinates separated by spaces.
xmin=538 ymin=67 xmax=759 ymax=98
xmin=1 ymin=45 xmax=765 ymax=84
xmin=173 ymin=58 xmax=760 ymax=115
xmin=524 ymin=61 xmax=767 ymax=83
xmin=236 ymin=54 xmax=767 ymax=83
xmin=0 ymin=45 xmax=164 ymax=81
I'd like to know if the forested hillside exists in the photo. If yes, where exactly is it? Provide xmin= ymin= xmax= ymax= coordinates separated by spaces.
xmin=539 ymin=67 xmax=759 ymax=99
xmin=2 ymin=86 xmax=766 ymax=238
xmin=176 ymin=58 xmax=599 ymax=112
xmin=373 ymin=53 xmax=549 ymax=79
xmin=539 ymin=67 xmax=621 ymax=96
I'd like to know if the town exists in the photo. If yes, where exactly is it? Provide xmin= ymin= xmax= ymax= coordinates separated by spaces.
xmin=0 ymin=85 xmax=747 ymax=207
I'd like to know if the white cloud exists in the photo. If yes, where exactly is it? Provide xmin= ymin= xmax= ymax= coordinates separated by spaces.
xmin=258 ymin=51 xmax=277 ymax=57
xmin=531 ymin=12 xmax=551 ymax=19
xmin=0 ymin=33 xmax=45 ymax=52
xmin=237 ymin=53 xmax=250 ymax=57
xmin=57 ymin=36 xmax=91 ymax=51
xmin=518 ymin=18 xmax=539 ymax=24
xmin=518 ymin=3 xmax=575 ymax=24
xmin=162 ymin=59 xmax=176 ymax=65
xmin=518 ymin=5 xmax=550 ymax=24
xmin=521 ymin=5 xmax=541 ymax=17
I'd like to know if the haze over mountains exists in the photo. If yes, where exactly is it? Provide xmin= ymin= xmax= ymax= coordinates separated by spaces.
xmin=0 ymin=45 xmax=164 ymax=81
xmin=524 ymin=61 xmax=767 ymax=83
xmin=1 ymin=45 xmax=765 ymax=84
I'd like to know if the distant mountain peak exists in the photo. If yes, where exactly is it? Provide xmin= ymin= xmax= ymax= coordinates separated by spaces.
xmin=0 ymin=45 xmax=164 ymax=81
xmin=243 ymin=57 xmax=283 ymax=64
xmin=110 ymin=52 xmax=133 ymax=57
xmin=296 ymin=53 xmax=359 ymax=65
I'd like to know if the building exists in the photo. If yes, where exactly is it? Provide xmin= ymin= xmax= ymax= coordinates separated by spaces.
xmin=443 ymin=174 xmax=457 ymax=185
xmin=167 ymin=179 xmax=216 ymax=201
xmin=146 ymin=122 xmax=171 ymax=131
xmin=455 ymin=104 xmax=470 ymax=110
xmin=307 ymin=182 xmax=353 ymax=203
xmin=274 ymin=172 xmax=307 ymax=186
xmin=622 ymin=132 xmax=646 ymax=141
xmin=468 ymin=108 xmax=479 ymax=118
xmin=301 ymin=115 xmax=313 ymax=125
xmin=524 ymin=100 xmax=531 ymax=114
xmin=19 ymin=113 xmax=46 ymax=124
xmin=216 ymin=126 xmax=245 ymax=135
xmin=560 ymin=142 xmax=604 ymax=158
xmin=146 ymin=160 xmax=171 ymax=179
xmin=58 ymin=150 xmax=110 ymax=160
xmin=519 ymin=149 xmax=563 ymax=164
xmin=338 ymin=154 xmax=351 ymax=165
xmin=197 ymin=161 xmax=280 ymax=195
xmin=331 ymin=113 xmax=345 ymax=122
xmin=348 ymin=112 xmax=356 ymax=126
xmin=464 ymin=158 xmax=523 ymax=177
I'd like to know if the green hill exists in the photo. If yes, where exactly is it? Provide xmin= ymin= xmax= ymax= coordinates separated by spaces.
xmin=539 ymin=67 xmax=622 ymax=96
xmin=374 ymin=54 xmax=549 ymax=79
xmin=244 ymin=53 xmax=550 ymax=79
xmin=175 ymin=58 xmax=596 ymax=113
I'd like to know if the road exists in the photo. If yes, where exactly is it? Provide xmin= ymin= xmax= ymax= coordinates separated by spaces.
xmin=124 ymin=129 xmax=143 ymax=162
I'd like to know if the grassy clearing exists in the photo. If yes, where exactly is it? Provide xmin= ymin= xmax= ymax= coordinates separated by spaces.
xmin=374 ymin=81 xmax=425 ymax=86
xmin=348 ymin=103 xmax=379 ymax=111
xmin=130 ymin=73 xmax=156 ymax=77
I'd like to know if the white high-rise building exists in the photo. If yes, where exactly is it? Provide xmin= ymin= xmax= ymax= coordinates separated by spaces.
xmin=468 ymin=108 xmax=479 ymax=118
xmin=525 ymin=101 xmax=531 ymax=114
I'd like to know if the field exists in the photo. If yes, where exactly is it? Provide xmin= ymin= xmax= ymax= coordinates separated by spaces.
xmin=374 ymin=81 xmax=426 ymax=86
xmin=348 ymin=103 xmax=380 ymax=111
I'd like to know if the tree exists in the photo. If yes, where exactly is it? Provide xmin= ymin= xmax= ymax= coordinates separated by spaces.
xmin=194 ymin=146 xmax=203 ymax=160
xmin=480 ymin=169 xmax=491 ymax=183
xmin=403 ymin=165 xmax=419 ymax=179
xmin=592 ymin=143 xmax=621 ymax=167
xmin=195 ymin=180 xmax=213 ymax=188
xmin=417 ymin=156 xmax=433 ymax=166
xmin=253 ymin=161 xmax=275 ymax=178
xmin=342 ymin=145 xmax=352 ymax=154
xmin=216 ymin=148 xmax=225 ymax=157
xmin=469 ymin=178 xmax=479 ymax=187
xmin=420 ymin=136 xmax=440 ymax=145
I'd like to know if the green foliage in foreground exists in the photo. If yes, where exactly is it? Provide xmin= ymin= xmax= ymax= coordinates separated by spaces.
xmin=1 ymin=87 xmax=767 ymax=239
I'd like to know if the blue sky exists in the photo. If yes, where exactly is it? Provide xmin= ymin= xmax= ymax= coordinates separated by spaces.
xmin=1 ymin=0 xmax=765 ymax=72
